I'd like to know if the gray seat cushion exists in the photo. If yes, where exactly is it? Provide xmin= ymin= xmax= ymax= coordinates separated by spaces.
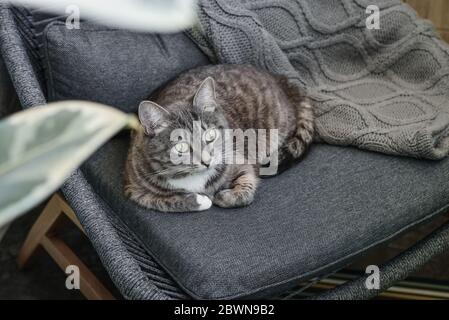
xmin=42 ymin=22 xmax=209 ymax=112
xmin=39 ymin=19 xmax=449 ymax=299
xmin=82 ymin=137 xmax=449 ymax=299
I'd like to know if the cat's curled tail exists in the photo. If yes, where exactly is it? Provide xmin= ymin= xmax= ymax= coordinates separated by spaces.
xmin=278 ymin=77 xmax=315 ymax=171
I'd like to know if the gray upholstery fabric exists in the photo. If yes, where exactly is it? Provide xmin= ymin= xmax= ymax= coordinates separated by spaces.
xmin=43 ymin=22 xmax=209 ymax=113
xmin=189 ymin=0 xmax=449 ymax=160
xmin=0 ymin=5 xmax=46 ymax=108
xmin=0 ymin=53 xmax=20 ymax=117
xmin=82 ymin=137 xmax=449 ymax=299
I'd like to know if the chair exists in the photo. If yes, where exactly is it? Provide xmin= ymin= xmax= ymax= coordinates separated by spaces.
xmin=2 ymin=3 xmax=449 ymax=300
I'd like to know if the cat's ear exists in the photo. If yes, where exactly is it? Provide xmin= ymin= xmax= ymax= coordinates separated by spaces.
xmin=138 ymin=101 xmax=169 ymax=136
xmin=193 ymin=77 xmax=217 ymax=112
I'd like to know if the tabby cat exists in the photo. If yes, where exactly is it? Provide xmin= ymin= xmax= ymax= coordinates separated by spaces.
xmin=124 ymin=64 xmax=313 ymax=212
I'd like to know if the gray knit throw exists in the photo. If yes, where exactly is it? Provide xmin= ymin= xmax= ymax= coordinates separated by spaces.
xmin=188 ymin=0 xmax=449 ymax=159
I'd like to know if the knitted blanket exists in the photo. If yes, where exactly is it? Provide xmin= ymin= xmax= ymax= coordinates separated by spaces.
xmin=188 ymin=0 xmax=449 ymax=159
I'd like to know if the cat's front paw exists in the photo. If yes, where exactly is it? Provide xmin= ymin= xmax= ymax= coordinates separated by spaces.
xmin=213 ymin=189 xmax=254 ymax=208
xmin=194 ymin=194 xmax=212 ymax=211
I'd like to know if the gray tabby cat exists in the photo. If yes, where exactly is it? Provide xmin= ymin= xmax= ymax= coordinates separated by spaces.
xmin=124 ymin=64 xmax=313 ymax=212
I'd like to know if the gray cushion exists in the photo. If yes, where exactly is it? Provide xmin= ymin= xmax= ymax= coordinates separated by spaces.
xmin=82 ymin=137 xmax=449 ymax=299
xmin=42 ymin=22 xmax=209 ymax=112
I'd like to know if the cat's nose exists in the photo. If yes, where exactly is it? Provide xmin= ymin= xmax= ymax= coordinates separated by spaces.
xmin=201 ymin=160 xmax=210 ymax=168
xmin=201 ymin=151 xmax=211 ymax=167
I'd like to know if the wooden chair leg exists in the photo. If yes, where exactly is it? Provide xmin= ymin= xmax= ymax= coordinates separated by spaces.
xmin=17 ymin=195 xmax=62 ymax=269
xmin=17 ymin=193 xmax=115 ymax=300
xmin=40 ymin=234 xmax=115 ymax=300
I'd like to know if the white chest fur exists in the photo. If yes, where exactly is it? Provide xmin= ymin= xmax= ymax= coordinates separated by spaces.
xmin=167 ymin=169 xmax=216 ymax=193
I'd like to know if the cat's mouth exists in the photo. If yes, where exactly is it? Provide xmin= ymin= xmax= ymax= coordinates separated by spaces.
xmin=194 ymin=165 xmax=213 ymax=173
xmin=170 ymin=165 xmax=213 ymax=177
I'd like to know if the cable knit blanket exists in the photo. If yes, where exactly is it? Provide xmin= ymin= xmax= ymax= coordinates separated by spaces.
xmin=188 ymin=0 xmax=449 ymax=159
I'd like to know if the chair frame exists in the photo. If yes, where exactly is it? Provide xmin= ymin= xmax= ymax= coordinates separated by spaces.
xmin=17 ymin=193 xmax=115 ymax=300
xmin=2 ymin=3 xmax=449 ymax=300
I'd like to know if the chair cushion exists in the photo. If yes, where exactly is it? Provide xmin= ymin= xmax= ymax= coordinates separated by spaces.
xmin=40 ymin=19 xmax=449 ymax=299
xmin=82 ymin=137 xmax=449 ymax=299
xmin=42 ymin=22 xmax=209 ymax=112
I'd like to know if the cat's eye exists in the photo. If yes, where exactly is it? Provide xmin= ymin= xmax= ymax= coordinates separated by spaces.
xmin=175 ymin=141 xmax=190 ymax=153
xmin=204 ymin=128 xmax=218 ymax=142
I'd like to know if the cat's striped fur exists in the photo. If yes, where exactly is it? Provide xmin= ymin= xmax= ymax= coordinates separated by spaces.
xmin=124 ymin=64 xmax=313 ymax=212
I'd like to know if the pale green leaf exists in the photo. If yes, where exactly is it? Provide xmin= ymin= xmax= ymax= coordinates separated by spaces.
xmin=9 ymin=0 xmax=197 ymax=32
xmin=0 ymin=100 xmax=138 ymax=227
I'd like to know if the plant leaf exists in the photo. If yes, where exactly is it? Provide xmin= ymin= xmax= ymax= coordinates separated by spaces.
xmin=9 ymin=0 xmax=197 ymax=32
xmin=0 ymin=100 xmax=138 ymax=227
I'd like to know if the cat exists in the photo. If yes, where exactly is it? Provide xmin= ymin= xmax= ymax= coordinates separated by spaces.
xmin=124 ymin=64 xmax=314 ymax=212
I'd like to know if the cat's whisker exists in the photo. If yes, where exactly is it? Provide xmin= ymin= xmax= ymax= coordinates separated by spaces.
xmin=144 ymin=168 xmax=174 ymax=177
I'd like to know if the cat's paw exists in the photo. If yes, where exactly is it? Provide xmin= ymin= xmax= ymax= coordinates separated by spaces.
xmin=213 ymin=189 xmax=254 ymax=208
xmin=194 ymin=194 xmax=212 ymax=211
